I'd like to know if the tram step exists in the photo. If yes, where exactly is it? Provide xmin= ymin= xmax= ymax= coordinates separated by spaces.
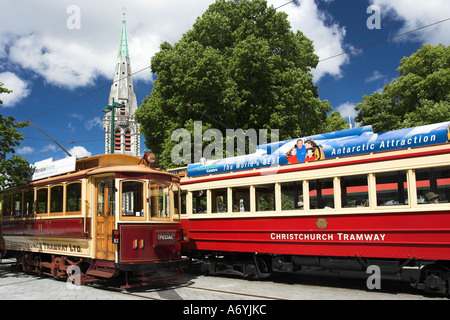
xmin=86 ymin=269 xmax=117 ymax=278
xmin=86 ymin=260 xmax=119 ymax=279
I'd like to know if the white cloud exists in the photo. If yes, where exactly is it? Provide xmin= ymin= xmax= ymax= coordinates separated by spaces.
xmin=371 ymin=0 xmax=450 ymax=45
xmin=336 ymin=102 xmax=358 ymax=121
xmin=365 ymin=70 xmax=386 ymax=83
xmin=41 ymin=144 xmax=58 ymax=153
xmin=0 ymin=1 xmax=215 ymax=89
xmin=270 ymin=0 xmax=349 ymax=81
xmin=16 ymin=146 xmax=35 ymax=155
xmin=0 ymin=72 xmax=31 ymax=107
xmin=0 ymin=0 xmax=348 ymax=89
xmin=68 ymin=146 xmax=92 ymax=158
xmin=85 ymin=117 xmax=103 ymax=130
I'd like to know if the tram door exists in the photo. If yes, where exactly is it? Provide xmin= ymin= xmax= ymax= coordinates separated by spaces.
xmin=95 ymin=178 xmax=116 ymax=261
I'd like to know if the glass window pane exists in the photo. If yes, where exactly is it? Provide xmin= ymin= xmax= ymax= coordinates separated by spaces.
xmin=309 ymin=178 xmax=334 ymax=209
xmin=2 ymin=195 xmax=12 ymax=217
xmin=180 ymin=190 xmax=187 ymax=215
xmin=36 ymin=188 xmax=48 ymax=214
xmin=24 ymin=190 xmax=34 ymax=216
xmin=192 ymin=190 xmax=207 ymax=214
xmin=149 ymin=183 xmax=170 ymax=218
xmin=232 ymin=187 xmax=250 ymax=212
xmin=122 ymin=181 xmax=144 ymax=216
xmin=158 ymin=184 xmax=170 ymax=218
xmin=97 ymin=179 xmax=115 ymax=216
xmin=341 ymin=175 xmax=369 ymax=208
xmin=13 ymin=193 xmax=22 ymax=216
xmin=66 ymin=183 xmax=82 ymax=212
xmin=50 ymin=186 xmax=63 ymax=213
xmin=173 ymin=184 xmax=181 ymax=219
xmin=255 ymin=184 xmax=275 ymax=211
xmin=281 ymin=181 xmax=304 ymax=210
xmin=416 ymin=166 xmax=450 ymax=204
xmin=212 ymin=188 xmax=228 ymax=213
xmin=375 ymin=171 xmax=408 ymax=206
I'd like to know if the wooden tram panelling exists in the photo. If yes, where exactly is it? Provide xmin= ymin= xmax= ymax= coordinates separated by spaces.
xmin=0 ymin=154 xmax=187 ymax=287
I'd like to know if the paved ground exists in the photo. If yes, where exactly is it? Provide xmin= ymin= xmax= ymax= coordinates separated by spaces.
xmin=0 ymin=259 xmax=446 ymax=301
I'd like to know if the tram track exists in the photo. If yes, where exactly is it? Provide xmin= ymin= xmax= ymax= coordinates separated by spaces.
xmin=186 ymin=285 xmax=288 ymax=300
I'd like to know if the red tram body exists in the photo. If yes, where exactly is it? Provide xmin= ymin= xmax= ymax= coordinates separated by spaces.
xmin=0 ymin=154 xmax=187 ymax=287
xmin=177 ymin=124 xmax=450 ymax=296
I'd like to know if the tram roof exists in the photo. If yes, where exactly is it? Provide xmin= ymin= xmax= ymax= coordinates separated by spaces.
xmin=2 ymin=154 xmax=177 ymax=192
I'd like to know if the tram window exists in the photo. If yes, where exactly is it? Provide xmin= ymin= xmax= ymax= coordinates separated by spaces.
xmin=24 ymin=190 xmax=34 ymax=216
xmin=66 ymin=182 xmax=81 ymax=213
xmin=97 ymin=179 xmax=116 ymax=216
xmin=340 ymin=175 xmax=369 ymax=208
xmin=149 ymin=183 xmax=170 ymax=218
xmin=232 ymin=187 xmax=250 ymax=212
xmin=36 ymin=188 xmax=48 ymax=214
xmin=2 ymin=194 xmax=12 ymax=217
xmin=375 ymin=171 xmax=408 ymax=206
xmin=309 ymin=178 xmax=334 ymax=209
xmin=212 ymin=188 xmax=228 ymax=213
xmin=50 ymin=185 xmax=63 ymax=214
xmin=180 ymin=190 xmax=187 ymax=215
xmin=192 ymin=190 xmax=207 ymax=214
xmin=173 ymin=184 xmax=181 ymax=219
xmin=122 ymin=181 xmax=144 ymax=216
xmin=13 ymin=193 xmax=22 ymax=216
xmin=415 ymin=166 xmax=450 ymax=204
xmin=281 ymin=181 xmax=304 ymax=210
xmin=255 ymin=184 xmax=275 ymax=211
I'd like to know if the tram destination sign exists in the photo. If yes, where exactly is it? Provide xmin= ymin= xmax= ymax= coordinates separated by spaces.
xmin=31 ymin=156 xmax=77 ymax=181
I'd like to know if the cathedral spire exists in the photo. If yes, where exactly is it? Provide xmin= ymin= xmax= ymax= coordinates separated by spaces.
xmin=103 ymin=14 xmax=140 ymax=157
xmin=118 ymin=13 xmax=129 ymax=58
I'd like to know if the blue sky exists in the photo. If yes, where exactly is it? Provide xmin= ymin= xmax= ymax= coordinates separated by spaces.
xmin=1 ymin=0 xmax=449 ymax=164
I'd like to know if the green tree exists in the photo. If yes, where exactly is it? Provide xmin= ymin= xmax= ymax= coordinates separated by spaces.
xmin=0 ymin=82 xmax=32 ymax=189
xmin=355 ymin=44 xmax=450 ymax=132
xmin=136 ymin=0 xmax=333 ymax=167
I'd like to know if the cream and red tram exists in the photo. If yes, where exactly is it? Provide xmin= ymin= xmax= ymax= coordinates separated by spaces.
xmin=0 ymin=154 xmax=187 ymax=287
xmin=177 ymin=122 xmax=450 ymax=296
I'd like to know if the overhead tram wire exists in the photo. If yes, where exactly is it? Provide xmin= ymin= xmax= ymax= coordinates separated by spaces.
xmin=319 ymin=17 xmax=450 ymax=63
xmin=22 ymin=9 xmax=449 ymax=153
xmin=26 ymin=65 xmax=151 ymax=121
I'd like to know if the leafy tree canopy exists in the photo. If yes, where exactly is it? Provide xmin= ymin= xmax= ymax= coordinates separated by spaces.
xmin=136 ymin=0 xmax=336 ymax=167
xmin=0 ymin=82 xmax=32 ymax=189
xmin=355 ymin=44 xmax=450 ymax=132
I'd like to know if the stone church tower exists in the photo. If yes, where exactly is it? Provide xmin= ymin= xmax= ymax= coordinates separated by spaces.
xmin=103 ymin=14 xmax=140 ymax=157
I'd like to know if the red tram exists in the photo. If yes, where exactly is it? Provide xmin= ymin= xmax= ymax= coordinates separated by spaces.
xmin=0 ymin=154 xmax=187 ymax=288
xmin=176 ymin=122 xmax=450 ymax=296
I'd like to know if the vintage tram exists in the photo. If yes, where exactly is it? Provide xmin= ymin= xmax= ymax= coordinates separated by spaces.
xmin=176 ymin=122 xmax=450 ymax=296
xmin=0 ymin=154 xmax=187 ymax=288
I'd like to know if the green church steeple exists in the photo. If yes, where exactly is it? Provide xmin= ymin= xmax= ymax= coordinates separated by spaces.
xmin=118 ymin=14 xmax=129 ymax=58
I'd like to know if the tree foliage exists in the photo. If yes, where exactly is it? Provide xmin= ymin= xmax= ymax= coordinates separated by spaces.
xmin=136 ymin=0 xmax=334 ymax=167
xmin=355 ymin=44 xmax=450 ymax=132
xmin=0 ymin=82 xmax=32 ymax=189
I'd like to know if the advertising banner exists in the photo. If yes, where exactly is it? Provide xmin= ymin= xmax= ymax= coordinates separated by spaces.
xmin=187 ymin=122 xmax=450 ymax=177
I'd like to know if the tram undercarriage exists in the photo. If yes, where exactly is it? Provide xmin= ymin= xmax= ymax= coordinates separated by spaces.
xmin=194 ymin=251 xmax=450 ymax=297
xmin=6 ymin=251 xmax=186 ymax=289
